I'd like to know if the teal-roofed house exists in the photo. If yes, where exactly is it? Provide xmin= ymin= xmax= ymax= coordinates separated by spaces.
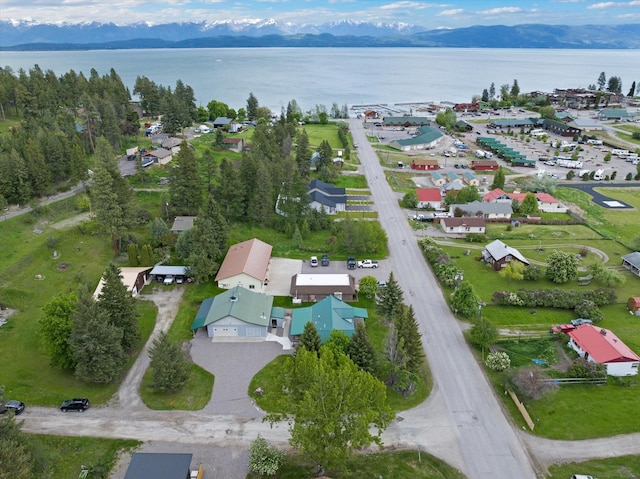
xmin=290 ymin=295 xmax=368 ymax=343
xmin=191 ymin=286 xmax=282 ymax=338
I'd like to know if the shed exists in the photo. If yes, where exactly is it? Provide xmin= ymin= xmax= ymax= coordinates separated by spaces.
xmin=170 ymin=216 xmax=197 ymax=233
xmin=124 ymin=453 xmax=192 ymax=479
xmin=628 ymin=297 xmax=640 ymax=315
xmin=621 ymin=252 xmax=640 ymax=278
xmin=93 ymin=266 xmax=152 ymax=299
xmin=481 ymin=239 xmax=529 ymax=270
xmin=149 ymin=265 xmax=188 ymax=283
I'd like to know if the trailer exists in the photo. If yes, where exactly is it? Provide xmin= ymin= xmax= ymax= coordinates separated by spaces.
xmin=593 ymin=169 xmax=606 ymax=181
xmin=475 ymin=150 xmax=486 ymax=158
xmin=556 ymin=158 xmax=583 ymax=169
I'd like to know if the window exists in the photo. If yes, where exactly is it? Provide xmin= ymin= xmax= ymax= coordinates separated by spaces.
xmin=632 ymin=363 xmax=639 ymax=369
xmin=249 ymin=284 xmax=255 ymax=289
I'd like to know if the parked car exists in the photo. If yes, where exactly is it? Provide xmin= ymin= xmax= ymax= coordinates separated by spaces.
xmin=310 ymin=256 xmax=319 ymax=267
xmin=377 ymin=280 xmax=387 ymax=287
xmin=571 ymin=318 xmax=593 ymax=326
xmin=60 ymin=398 xmax=90 ymax=412
xmin=346 ymin=256 xmax=357 ymax=270
xmin=321 ymin=255 xmax=330 ymax=266
xmin=551 ymin=324 xmax=576 ymax=334
xmin=0 ymin=400 xmax=25 ymax=415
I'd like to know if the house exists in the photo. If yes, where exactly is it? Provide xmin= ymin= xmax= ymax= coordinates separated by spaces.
xmin=462 ymin=171 xmax=479 ymax=186
xmin=489 ymin=118 xmax=539 ymax=129
xmin=307 ymin=179 xmax=347 ymax=215
xmin=222 ymin=137 xmax=246 ymax=152
xmin=416 ymin=188 xmax=443 ymax=209
xmin=471 ymin=160 xmax=499 ymax=171
xmin=212 ymin=116 xmax=233 ymax=128
xmin=389 ymin=126 xmax=443 ymax=151
xmin=627 ymin=297 xmax=640 ymax=315
xmin=446 ymin=171 xmax=460 ymax=182
xmin=442 ymin=181 xmax=465 ymax=193
xmin=567 ymin=325 xmax=640 ymax=376
xmin=569 ymin=118 xmax=604 ymax=131
xmin=458 ymin=200 xmax=512 ymax=219
xmin=621 ymin=252 xmax=640 ymax=278
xmin=455 ymin=120 xmax=473 ymax=131
xmin=170 ymin=216 xmax=197 ymax=233
xmin=363 ymin=109 xmax=380 ymax=120
xmin=481 ymin=239 xmax=529 ymax=270
xmin=507 ymin=192 xmax=568 ymax=213
xmin=290 ymin=273 xmax=358 ymax=302
xmin=93 ymin=266 xmax=152 ymax=299
xmin=483 ymin=188 xmax=512 ymax=203
xmin=440 ymin=217 xmax=486 ymax=234
xmin=410 ymin=158 xmax=440 ymax=170
xmin=149 ymin=265 xmax=188 ymax=283
xmin=290 ymin=295 xmax=368 ymax=343
xmin=124 ymin=453 xmax=192 ymax=479
xmin=190 ymin=286 xmax=280 ymax=338
xmin=430 ymin=171 xmax=446 ymax=186
xmin=215 ymin=238 xmax=272 ymax=291
xmin=453 ymin=101 xmax=480 ymax=113
xmin=146 ymin=147 xmax=173 ymax=165
xmin=161 ymin=137 xmax=183 ymax=154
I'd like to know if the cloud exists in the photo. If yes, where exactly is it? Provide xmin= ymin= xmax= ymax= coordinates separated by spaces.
xmin=438 ymin=9 xmax=464 ymax=16
xmin=587 ymin=2 xmax=617 ymax=8
xmin=477 ymin=7 xmax=522 ymax=15
xmin=379 ymin=1 xmax=441 ymax=11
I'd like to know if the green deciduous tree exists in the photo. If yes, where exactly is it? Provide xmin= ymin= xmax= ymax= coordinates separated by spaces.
xmin=269 ymin=347 xmax=393 ymax=477
xmin=298 ymin=321 xmax=322 ymax=353
xmin=358 ymin=275 xmax=378 ymax=298
xmin=139 ymin=244 xmax=154 ymax=266
xmin=450 ymin=281 xmax=481 ymax=318
xmin=485 ymin=351 xmax=511 ymax=371
xmin=545 ymin=250 xmax=579 ymax=284
xmin=498 ymin=261 xmax=525 ymax=281
xmin=248 ymin=435 xmax=285 ymax=478
xmin=70 ymin=285 xmax=126 ymax=383
xmin=519 ymin=192 xmax=539 ymax=215
xmin=589 ymin=262 xmax=626 ymax=288
xmin=40 ymin=291 xmax=78 ymax=369
xmin=148 ymin=331 xmax=190 ymax=393
xmin=376 ymin=272 xmax=403 ymax=322
xmin=469 ymin=318 xmax=498 ymax=358
xmin=97 ymin=263 xmax=140 ymax=350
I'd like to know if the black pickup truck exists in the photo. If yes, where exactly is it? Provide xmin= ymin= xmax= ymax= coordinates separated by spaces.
xmin=346 ymin=256 xmax=356 ymax=270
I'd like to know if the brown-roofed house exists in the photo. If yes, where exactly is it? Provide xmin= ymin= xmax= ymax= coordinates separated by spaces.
xmin=440 ymin=217 xmax=486 ymax=234
xmin=410 ymin=158 xmax=440 ymax=170
xmin=290 ymin=273 xmax=358 ymax=302
xmin=222 ymin=137 xmax=246 ymax=153
xmin=215 ymin=238 xmax=272 ymax=292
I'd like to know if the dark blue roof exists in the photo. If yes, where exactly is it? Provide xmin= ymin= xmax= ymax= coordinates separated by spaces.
xmin=124 ymin=453 xmax=192 ymax=479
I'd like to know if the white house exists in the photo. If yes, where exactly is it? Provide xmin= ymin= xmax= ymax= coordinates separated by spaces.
xmin=567 ymin=325 xmax=640 ymax=376
xmin=215 ymin=238 xmax=272 ymax=292
xmin=440 ymin=217 xmax=486 ymax=234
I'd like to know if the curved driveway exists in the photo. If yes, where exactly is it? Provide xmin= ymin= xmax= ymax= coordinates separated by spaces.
xmin=559 ymin=182 xmax=637 ymax=208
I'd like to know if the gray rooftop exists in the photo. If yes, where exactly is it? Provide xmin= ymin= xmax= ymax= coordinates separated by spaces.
xmin=459 ymin=200 xmax=513 ymax=215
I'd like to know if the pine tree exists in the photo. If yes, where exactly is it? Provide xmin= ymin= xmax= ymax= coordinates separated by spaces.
xmin=376 ymin=272 xmax=404 ymax=322
xmin=491 ymin=166 xmax=505 ymax=190
xmin=148 ymin=331 xmax=190 ymax=393
xmin=139 ymin=244 xmax=154 ymax=266
xmin=299 ymin=321 xmax=321 ymax=354
xmin=348 ymin=321 xmax=376 ymax=374
xmin=97 ymin=263 xmax=140 ymax=350
xmin=186 ymin=196 xmax=228 ymax=282
xmin=127 ymin=243 xmax=139 ymax=266
xmin=70 ymin=285 xmax=126 ymax=383
xmin=169 ymin=141 xmax=203 ymax=216
xmin=216 ymin=158 xmax=244 ymax=220
xmin=295 ymin=129 xmax=312 ymax=177
xmin=395 ymin=305 xmax=425 ymax=374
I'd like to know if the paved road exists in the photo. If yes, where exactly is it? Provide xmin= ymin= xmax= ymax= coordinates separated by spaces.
xmin=559 ymin=182 xmax=637 ymax=208
xmin=351 ymin=119 xmax=537 ymax=479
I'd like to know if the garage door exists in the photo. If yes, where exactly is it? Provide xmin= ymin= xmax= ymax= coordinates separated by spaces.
xmin=213 ymin=327 xmax=238 ymax=337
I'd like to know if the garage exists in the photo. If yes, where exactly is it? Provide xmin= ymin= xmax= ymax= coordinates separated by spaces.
xmin=213 ymin=327 xmax=238 ymax=337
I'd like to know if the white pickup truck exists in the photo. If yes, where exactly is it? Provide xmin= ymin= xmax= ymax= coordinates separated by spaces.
xmin=358 ymin=259 xmax=378 ymax=269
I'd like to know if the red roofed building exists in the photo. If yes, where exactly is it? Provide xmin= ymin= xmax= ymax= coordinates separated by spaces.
xmin=416 ymin=188 xmax=443 ymax=210
xmin=628 ymin=297 xmax=640 ymax=315
xmin=482 ymin=188 xmax=511 ymax=203
xmin=483 ymin=188 xmax=567 ymax=213
xmin=567 ymin=325 xmax=640 ymax=376
xmin=410 ymin=158 xmax=440 ymax=170
xmin=471 ymin=160 xmax=499 ymax=171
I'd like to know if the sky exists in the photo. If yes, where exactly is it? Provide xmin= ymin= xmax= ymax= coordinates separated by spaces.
xmin=1 ymin=0 xmax=639 ymax=27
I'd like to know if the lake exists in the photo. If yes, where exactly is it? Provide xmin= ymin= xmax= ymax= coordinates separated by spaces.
xmin=0 ymin=48 xmax=638 ymax=112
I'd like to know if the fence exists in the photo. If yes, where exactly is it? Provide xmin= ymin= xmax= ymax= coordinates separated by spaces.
xmin=544 ymin=377 xmax=607 ymax=385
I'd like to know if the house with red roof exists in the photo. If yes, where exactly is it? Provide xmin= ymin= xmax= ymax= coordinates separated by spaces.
xmin=567 ymin=325 xmax=640 ymax=376
xmin=483 ymin=188 xmax=567 ymax=213
xmin=416 ymin=188 xmax=443 ymax=210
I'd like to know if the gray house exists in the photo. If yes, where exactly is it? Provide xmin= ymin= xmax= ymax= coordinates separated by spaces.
xmin=307 ymin=179 xmax=347 ymax=215
xmin=457 ymin=200 xmax=513 ymax=219
xmin=622 ymin=252 xmax=640 ymax=278
xmin=190 ymin=286 xmax=281 ymax=338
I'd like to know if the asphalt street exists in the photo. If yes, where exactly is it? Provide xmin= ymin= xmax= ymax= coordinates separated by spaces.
xmin=350 ymin=119 xmax=537 ymax=479
xmin=559 ymin=182 xmax=636 ymax=208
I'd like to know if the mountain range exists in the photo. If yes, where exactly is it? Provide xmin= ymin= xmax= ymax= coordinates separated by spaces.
xmin=1 ymin=20 xmax=639 ymax=50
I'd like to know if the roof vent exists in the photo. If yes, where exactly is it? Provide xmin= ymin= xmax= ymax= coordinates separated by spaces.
xmin=230 ymin=296 xmax=238 ymax=303
xmin=600 ymin=329 xmax=606 ymax=335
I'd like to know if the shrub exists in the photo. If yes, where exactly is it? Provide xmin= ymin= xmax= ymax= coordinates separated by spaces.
xmin=492 ymin=288 xmax=616 ymax=309
xmin=485 ymin=351 xmax=511 ymax=371
xmin=574 ymin=300 xmax=604 ymax=321
xmin=568 ymin=358 xmax=606 ymax=379
xmin=465 ymin=233 xmax=487 ymax=243
xmin=510 ymin=367 xmax=558 ymax=400
xmin=523 ymin=265 xmax=543 ymax=281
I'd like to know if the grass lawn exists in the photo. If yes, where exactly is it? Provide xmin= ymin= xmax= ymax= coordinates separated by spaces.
xmin=554 ymin=186 xmax=640 ymax=248
xmin=27 ymin=434 xmax=140 ymax=479
xmin=140 ymin=361 xmax=213 ymax=410
xmin=333 ymin=174 xmax=368 ymax=188
xmin=249 ymin=449 xmax=465 ymax=479
xmin=300 ymin=123 xmax=344 ymax=149
xmin=547 ymin=455 xmax=640 ymax=479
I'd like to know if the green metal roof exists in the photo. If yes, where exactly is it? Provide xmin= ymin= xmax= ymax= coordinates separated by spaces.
xmin=394 ymin=126 xmax=443 ymax=147
xmin=190 ymin=286 xmax=274 ymax=330
xmin=290 ymin=295 xmax=368 ymax=342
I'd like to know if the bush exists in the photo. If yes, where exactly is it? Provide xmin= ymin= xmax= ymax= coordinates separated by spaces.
xmin=485 ymin=351 xmax=511 ymax=371
xmin=568 ymin=358 xmax=606 ymax=379
xmin=574 ymin=300 xmax=604 ymax=322
xmin=523 ymin=265 xmax=543 ymax=281
xmin=465 ymin=233 xmax=487 ymax=243
xmin=492 ymin=288 xmax=616 ymax=309
xmin=510 ymin=367 xmax=558 ymax=400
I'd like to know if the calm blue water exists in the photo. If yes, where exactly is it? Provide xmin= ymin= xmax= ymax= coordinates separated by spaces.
xmin=0 ymin=48 xmax=638 ymax=112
